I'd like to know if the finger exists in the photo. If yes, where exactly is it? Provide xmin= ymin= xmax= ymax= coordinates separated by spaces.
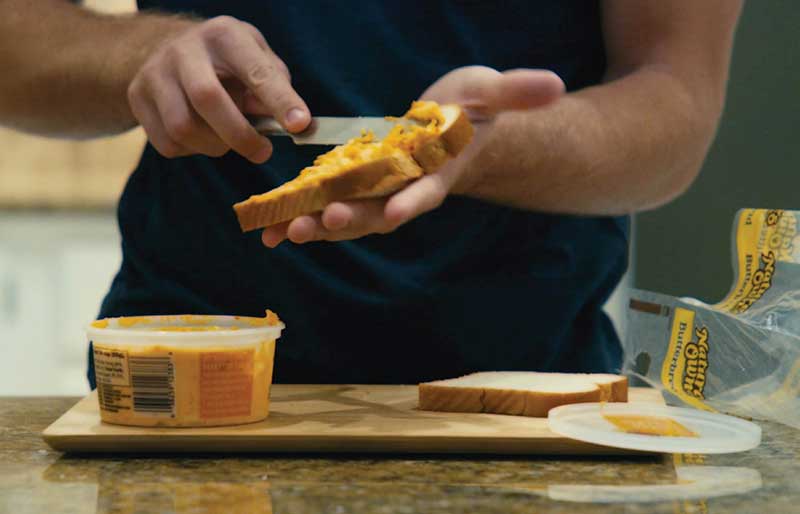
xmin=286 ymin=215 xmax=322 ymax=244
xmin=213 ymin=26 xmax=310 ymax=133
xmin=321 ymin=200 xmax=390 ymax=234
xmin=261 ymin=221 xmax=290 ymax=248
xmin=484 ymin=69 xmax=565 ymax=111
xmin=320 ymin=202 xmax=356 ymax=231
xmin=148 ymin=72 xmax=230 ymax=157
xmin=287 ymin=199 xmax=396 ymax=243
xmin=240 ymin=20 xmax=271 ymax=52
xmin=128 ymin=84 xmax=191 ymax=158
xmin=176 ymin=45 xmax=273 ymax=163
xmin=240 ymin=90 xmax=270 ymax=115
xmin=385 ymin=171 xmax=452 ymax=226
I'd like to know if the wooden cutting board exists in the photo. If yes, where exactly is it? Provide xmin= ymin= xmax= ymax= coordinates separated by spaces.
xmin=43 ymin=385 xmax=663 ymax=455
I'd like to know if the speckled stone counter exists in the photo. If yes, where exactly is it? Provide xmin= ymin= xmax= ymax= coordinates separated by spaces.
xmin=1 ymin=397 xmax=798 ymax=514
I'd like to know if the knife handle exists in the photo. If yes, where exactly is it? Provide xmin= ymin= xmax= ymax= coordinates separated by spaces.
xmin=249 ymin=116 xmax=289 ymax=136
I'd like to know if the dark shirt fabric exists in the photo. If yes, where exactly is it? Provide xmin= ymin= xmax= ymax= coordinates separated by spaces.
xmin=89 ymin=0 xmax=628 ymax=387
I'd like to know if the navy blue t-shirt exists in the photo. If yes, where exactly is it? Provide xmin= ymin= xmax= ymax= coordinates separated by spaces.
xmin=90 ymin=0 xmax=628 ymax=387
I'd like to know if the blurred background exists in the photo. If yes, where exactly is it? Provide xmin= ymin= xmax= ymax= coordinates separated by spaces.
xmin=1 ymin=2 xmax=797 ymax=395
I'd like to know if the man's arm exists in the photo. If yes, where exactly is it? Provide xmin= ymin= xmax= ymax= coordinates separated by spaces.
xmin=0 ymin=0 xmax=308 ymax=161
xmin=265 ymin=0 xmax=742 ymax=246
xmin=0 ymin=0 xmax=188 ymax=136
xmin=457 ymin=0 xmax=743 ymax=215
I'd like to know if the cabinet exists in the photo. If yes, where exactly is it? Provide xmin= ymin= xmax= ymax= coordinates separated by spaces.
xmin=0 ymin=212 xmax=121 ymax=395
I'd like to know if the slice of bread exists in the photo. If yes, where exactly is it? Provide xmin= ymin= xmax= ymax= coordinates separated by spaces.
xmin=233 ymin=101 xmax=473 ymax=232
xmin=418 ymin=372 xmax=628 ymax=417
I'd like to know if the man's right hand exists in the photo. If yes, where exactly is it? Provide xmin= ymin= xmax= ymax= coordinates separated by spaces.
xmin=127 ymin=16 xmax=310 ymax=163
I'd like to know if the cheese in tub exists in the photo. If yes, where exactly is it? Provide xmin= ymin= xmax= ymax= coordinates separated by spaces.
xmin=87 ymin=311 xmax=284 ymax=427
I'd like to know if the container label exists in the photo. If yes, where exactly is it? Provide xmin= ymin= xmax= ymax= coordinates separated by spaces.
xmin=93 ymin=345 xmax=130 ymax=386
xmin=93 ymin=344 xmax=175 ymax=417
xmin=128 ymin=354 xmax=176 ymax=416
xmin=199 ymin=350 xmax=254 ymax=419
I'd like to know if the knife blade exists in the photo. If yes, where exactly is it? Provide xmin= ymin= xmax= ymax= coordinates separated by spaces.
xmin=251 ymin=116 xmax=419 ymax=145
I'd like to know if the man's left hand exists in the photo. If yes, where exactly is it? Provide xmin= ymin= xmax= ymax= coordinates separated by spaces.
xmin=261 ymin=65 xmax=564 ymax=247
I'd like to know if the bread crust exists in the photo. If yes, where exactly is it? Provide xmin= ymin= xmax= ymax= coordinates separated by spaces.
xmin=437 ymin=106 xmax=474 ymax=156
xmin=233 ymin=155 xmax=422 ymax=231
xmin=233 ymin=103 xmax=473 ymax=232
xmin=417 ymin=384 xmax=484 ymax=413
xmin=589 ymin=374 xmax=629 ymax=402
xmin=609 ymin=377 xmax=629 ymax=402
xmin=418 ymin=373 xmax=629 ymax=418
xmin=327 ymin=154 xmax=423 ymax=200
xmin=411 ymin=106 xmax=473 ymax=173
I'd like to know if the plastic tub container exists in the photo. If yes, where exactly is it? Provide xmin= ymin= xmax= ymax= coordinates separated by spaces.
xmin=87 ymin=312 xmax=284 ymax=427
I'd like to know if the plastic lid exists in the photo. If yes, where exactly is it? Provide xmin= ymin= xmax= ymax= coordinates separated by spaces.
xmin=548 ymin=402 xmax=761 ymax=454
xmin=86 ymin=314 xmax=284 ymax=347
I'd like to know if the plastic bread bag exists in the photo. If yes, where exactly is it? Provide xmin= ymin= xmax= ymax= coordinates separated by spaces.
xmin=623 ymin=208 xmax=800 ymax=428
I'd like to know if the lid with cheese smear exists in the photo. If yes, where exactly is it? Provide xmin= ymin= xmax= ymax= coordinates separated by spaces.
xmin=548 ymin=402 xmax=761 ymax=454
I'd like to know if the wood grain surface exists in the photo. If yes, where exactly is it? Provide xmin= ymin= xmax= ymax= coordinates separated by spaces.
xmin=42 ymin=385 xmax=664 ymax=455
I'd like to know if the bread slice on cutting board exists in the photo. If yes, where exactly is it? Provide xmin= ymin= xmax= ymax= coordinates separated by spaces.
xmin=233 ymin=101 xmax=474 ymax=232
xmin=418 ymin=372 xmax=628 ymax=417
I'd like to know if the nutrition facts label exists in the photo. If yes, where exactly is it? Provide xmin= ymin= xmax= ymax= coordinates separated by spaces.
xmin=93 ymin=344 xmax=175 ymax=417
xmin=93 ymin=346 xmax=130 ymax=386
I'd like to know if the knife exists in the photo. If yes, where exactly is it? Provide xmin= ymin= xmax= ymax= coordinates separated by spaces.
xmin=250 ymin=116 xmax=421 ymax=145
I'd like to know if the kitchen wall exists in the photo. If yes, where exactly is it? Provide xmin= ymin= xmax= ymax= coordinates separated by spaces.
xmin=0 ymin=125 xmax=143 ymax=396
xmin=635 ymin=1 xmax=800 ymax=302
xmin=0 ymin=213 xmax=124 ymax=395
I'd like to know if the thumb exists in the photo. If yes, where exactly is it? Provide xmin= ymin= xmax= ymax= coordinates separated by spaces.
xmin=421 ymin=66 xmax=565 ymax=120
xmin=485 ymin=69 xmax=565 ymax=112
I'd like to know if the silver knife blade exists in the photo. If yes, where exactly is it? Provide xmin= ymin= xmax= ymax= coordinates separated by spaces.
xmin=251 ymin=116 xmax=417 ymax=145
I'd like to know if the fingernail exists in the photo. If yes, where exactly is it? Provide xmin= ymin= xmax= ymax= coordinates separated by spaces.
xmin=326 ymin=216 xmax=348 ymax=231
xmin=285 ymin=108 xmax=307 ymax=128
xmin=262 ymin=234 xmax=275 ymax=248
xmin=462 ymin=104 xmax=492 ymax=123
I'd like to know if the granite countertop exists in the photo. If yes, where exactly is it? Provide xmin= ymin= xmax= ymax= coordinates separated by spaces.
xmin=1 ymin=397 xmax=798 ymax=514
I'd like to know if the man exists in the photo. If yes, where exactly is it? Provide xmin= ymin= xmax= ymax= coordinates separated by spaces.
xmin=0 ymin=1 xmax=741 ymax=386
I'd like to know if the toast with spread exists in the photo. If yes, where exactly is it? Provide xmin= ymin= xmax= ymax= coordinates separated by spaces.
xmin=233 ymin=101 xmax=473 ymax=231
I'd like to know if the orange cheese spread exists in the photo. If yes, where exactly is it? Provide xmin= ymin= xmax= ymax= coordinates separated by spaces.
xmin=90 ymin=311 xmax=282 ymax=428
xmin=264 ymin=309 xmax=281 ymax=326
xmin=603 ymin=414 xmax=698 ymax=437
xmin=93 ymin=310 xmax=282 ymax=330
xmin=146 ymin=326 xmax=237 ymax=332
xmin=245 ymin=101 xmax=445 ymax=200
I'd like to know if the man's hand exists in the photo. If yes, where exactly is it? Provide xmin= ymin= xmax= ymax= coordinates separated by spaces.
xmin=260 ymin=66 xmax=564 ymax=248
xmin=128 ymin=16 xmax=310 ymax=163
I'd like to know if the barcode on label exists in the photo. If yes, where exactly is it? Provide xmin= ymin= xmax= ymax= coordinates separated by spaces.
xmin=130 ymin=355 xmax=175 ymax=416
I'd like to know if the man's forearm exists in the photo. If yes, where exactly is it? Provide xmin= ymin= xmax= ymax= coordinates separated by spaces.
xmin=459 ymin=0 xmax=742 ymax=217
xmin=460 ymin=67 xmax=723 ymax=216
xmin=0 ymin=0 xmax=194 ymax=138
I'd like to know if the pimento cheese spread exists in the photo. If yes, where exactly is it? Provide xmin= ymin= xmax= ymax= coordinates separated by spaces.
xmin=88 ymin=311 xmax=283 ymax=427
